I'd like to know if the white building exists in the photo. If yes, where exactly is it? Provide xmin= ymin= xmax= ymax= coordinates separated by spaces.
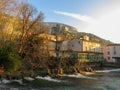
xmin=68 ymin=35 xmax=102 ymax=53
xmin=105 ymin=44 xmax=120 ymax=62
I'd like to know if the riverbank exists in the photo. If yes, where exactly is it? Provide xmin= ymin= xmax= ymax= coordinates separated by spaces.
xmin=0 ymin=67 xmax=120 ymax=83
xmin=0 ymin=65 xmax=119 ymax=85
xmin=0 ymin=65 xmax=118 ymax=82
xmin=0 ymin=68 xmax=120 ymax=90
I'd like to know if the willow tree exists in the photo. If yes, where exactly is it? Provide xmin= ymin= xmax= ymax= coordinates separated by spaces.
xmin=16 ymin=2 xmax=50 ymax=70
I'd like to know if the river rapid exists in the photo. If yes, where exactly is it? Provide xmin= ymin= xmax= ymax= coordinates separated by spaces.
xmin=0 ymin=68 xmax=120 ymax=90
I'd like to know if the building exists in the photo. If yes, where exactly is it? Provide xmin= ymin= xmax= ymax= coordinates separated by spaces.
xmin=105 ymin=44 xmax=120 ymax=62
xmin=68 ymin=35 xmax=102 ymax=52
xmin=72 ymin=51 xmax=103 ymax=63
xmin=101 ymin=45 xmax=108 ymax=62
xmin=45 ymin=22 xmax=77 ymax=57
xmin=45 ymin=22 xmax=104 ymax=63
xmin=69 ymin=35 xmax=103 ymax=62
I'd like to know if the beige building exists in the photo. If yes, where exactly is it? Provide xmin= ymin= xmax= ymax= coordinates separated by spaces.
xmin=45 ymin=22 xmax=103 ymax=62
xmin=68 ymin=35 xmax=103 ymax=62
xmin=68 ymin=35 xmax=102 ymax=53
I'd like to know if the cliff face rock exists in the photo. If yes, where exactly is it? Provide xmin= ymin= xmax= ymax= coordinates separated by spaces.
xmin=45 ymin=22 xmax=78 ymax=34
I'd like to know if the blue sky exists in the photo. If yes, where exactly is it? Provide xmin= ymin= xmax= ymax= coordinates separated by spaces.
xmin=28 ymin=0 xmax=108 ymax=22
xmin=28 ymin=0 xmax=120 ymax=43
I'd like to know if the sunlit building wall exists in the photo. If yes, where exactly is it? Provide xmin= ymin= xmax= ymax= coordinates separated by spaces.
xmin=68 ymin=35 xmax=102 ymax=53
xmin=69 ymin=35 xmax=103 ymax=62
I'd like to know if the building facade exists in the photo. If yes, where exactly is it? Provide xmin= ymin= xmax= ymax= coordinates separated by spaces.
xmin=105 ymin=44 xmax=120 ymax=62
xmin=72 ymin=51 xmax=103 ymax=63
xmin=45 ymin=22 xmax=104 ymax=63
xmin=69 ymin=35 xmax=103 ymax=62
xmin=45 ymin=22 xmax=77 ymax=57
xmin=68 ymin=35 xmax=102 ymax=52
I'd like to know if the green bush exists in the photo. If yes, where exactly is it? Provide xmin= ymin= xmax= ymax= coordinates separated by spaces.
xmin=0 ymin=43 xmax=21 ymax=72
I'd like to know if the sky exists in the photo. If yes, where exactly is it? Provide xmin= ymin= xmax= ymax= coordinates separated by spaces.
xmin=27 ymin=0 xmax=120 ymax=43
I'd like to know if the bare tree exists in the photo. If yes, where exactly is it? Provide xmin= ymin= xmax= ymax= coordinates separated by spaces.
xmin=17 ymin=2 xmax=44 ymax=55
xmin=16 ymin=2 xmax=50 ymax=70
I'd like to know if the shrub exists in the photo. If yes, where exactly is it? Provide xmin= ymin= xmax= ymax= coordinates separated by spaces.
xmin=0 ymin=43 xmax=21 ymax=72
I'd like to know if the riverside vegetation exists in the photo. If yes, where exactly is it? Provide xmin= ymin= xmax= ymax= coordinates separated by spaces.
xmin=0 ymin=0 xmax=112 ymax=80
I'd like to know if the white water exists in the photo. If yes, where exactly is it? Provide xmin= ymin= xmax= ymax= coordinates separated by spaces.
xmin=24 ymin=77 xmax=34 ymax=81
xmin=1 ymin=79 xmax=23 ymax=85
xmin=35 ymin=76 xmax=62 ymax=82
xmin=1 ymin=79 xmax=11 ymax=84
xmin=12 ymin=79 xmax=23 ymax=85
xmin=63 ymin=73 xmax=96 ymax=80
xmin=0 ymin=76 xmax=62 ymax=85
xmin=96 ymin=68 xmax=120 ymax=73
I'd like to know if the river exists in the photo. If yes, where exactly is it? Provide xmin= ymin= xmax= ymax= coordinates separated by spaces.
xmin=0 ymin=68 xmax=120 ymax=90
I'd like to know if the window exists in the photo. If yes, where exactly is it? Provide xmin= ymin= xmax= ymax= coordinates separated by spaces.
xmin=108 ymin=51 xmax=110 ymax=55
xmin=108 ymin=57 xmax=110 ymax=60
xmin=113 ymin=47 xmax=116 ymax=55
xmin=113 ymin=46 xmax=116 ymax=50
xmin=78 ymin=41 xmax=80 ymax=44
xmin=51 ymin=27 xmax=57 ymax=34
xmin=114 ymin=51 xmax=116 ymax=55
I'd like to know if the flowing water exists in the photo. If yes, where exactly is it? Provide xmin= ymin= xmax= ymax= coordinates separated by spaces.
xmin=0 ymin=68 xmax=120 ymax=90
